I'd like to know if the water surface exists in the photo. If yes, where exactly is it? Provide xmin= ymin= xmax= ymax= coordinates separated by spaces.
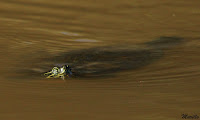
xmin=1 ymin=0 xmax=200 ymax=120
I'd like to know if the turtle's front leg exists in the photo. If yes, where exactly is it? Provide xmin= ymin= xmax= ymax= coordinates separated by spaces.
xmin=61 ymin=75 xmax=65 ymax=80
xmin=57 ymin=74 xmax=65 ymax=80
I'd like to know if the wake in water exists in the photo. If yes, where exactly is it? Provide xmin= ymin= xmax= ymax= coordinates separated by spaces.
xmin=14 ymin=36 xmax=183 ymax=79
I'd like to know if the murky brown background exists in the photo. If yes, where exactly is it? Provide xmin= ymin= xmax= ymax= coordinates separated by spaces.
xmin=1 ymin=0 xmax=200 ymax=120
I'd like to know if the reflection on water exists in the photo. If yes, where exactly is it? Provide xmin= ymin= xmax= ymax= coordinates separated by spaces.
xmin=0 ymin=0 xmax=200 ymax=120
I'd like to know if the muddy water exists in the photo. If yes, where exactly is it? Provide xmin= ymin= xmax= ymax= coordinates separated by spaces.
xmin=1 ymin=0 xmax=200 ymax=120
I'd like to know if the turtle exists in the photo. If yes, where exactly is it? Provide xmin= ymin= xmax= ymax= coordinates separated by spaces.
xmin=12 ymin=36 xmax=183 ymax=80
xmin=42 ymin=36 xmax=183 ymax=78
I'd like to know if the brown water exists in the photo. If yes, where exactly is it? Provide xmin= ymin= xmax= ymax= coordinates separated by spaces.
xmin=1 ymin=0 xmax=200 ymax=120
